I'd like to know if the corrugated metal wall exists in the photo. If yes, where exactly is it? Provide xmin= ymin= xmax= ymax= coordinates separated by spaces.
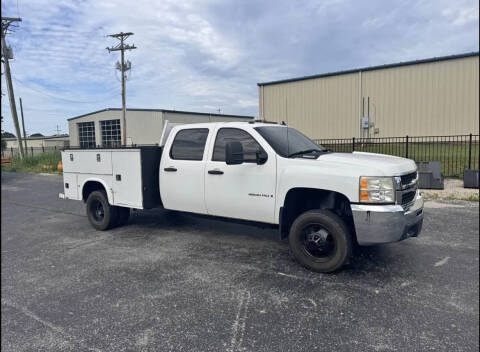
xmin=67 ymin=109 xmax=160 ymax=147
xmin=260 ymin=55 xmax=479 ymax=138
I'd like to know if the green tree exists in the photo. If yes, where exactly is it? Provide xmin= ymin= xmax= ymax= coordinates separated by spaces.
xmin=1 ymin=131 xmax=15 ymax=138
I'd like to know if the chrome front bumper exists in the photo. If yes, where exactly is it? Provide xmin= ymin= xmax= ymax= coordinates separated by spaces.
xmin=350 ymin=191 xmax=424 ymax=245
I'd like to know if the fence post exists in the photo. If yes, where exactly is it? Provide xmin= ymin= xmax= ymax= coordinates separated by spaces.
xmin=405 ymin=135 xmax=409 ymax=158
xmin=31 ymin=146 xmax=33 ymax=157
xmin=468 ymin=133 xmax=472 ymax=170
xmin=11 ymin=147 xmax=13 ymax=158
xmin=42 ymin=145 xmax=44 ymax=153
xmin=352 ymin=137 xmax=355 ymax=152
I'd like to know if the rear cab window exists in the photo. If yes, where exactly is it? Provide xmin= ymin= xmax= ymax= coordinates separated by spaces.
xmin=170 ymin=128 xmax=209 ymax=161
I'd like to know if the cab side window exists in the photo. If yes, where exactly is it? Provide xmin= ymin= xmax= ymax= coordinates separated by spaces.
xmin=170 ymin=128 xmax=209 ymax=161
xmin=212 ymin=128 xmax=264 ymax=163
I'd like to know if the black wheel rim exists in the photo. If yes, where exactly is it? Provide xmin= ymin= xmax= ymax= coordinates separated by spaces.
xmin=91 ymin=199 xmax=105 ymax=222
xmin=301 ymin=223 xmax=336 ymax=262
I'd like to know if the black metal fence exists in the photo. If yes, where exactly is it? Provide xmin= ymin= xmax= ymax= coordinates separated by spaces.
xmin=1 ymin=146 xmax=62 ymax=158
xmin=3 ymin=135 xmax=479 ymax=178
xmin=313 ymin=134 xmax=479 ymax=177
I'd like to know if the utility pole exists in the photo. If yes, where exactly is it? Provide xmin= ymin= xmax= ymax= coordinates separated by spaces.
xmin=1 ymin=17 xmax=24 ymax=159
xmin=106 ymin=32 xmax=136 ymax=146
xmin=19 ymin=97 xmax=27 ymax=149
xmin=55 ymin=125 xmax=61 ymax=135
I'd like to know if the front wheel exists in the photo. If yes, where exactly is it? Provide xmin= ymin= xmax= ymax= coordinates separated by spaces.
xmin=86 ymin=191 xmax=117 ymax=231
xmin=289 ymin=209 xmax=352 ymax=273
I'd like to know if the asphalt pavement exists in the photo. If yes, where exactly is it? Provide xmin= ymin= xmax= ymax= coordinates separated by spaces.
xmin=1 ymin=172 xmax=479 ymax=352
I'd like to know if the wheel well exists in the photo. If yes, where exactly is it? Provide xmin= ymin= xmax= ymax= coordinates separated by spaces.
xmin=279 ymin=188 xmax=355 ymax=240
xmin=82 ymin=181 xmax=106 ymax=203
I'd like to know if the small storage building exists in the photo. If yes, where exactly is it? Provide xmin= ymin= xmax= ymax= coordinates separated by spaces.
xmin=67 ymin=108 xmax=254 ymax=147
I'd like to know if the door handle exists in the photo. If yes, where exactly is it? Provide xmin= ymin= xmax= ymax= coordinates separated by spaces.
xmin=208 ymin=169 xmax=224 ymax=175
xmin=164 ymin=167 xmax=177 ymax=172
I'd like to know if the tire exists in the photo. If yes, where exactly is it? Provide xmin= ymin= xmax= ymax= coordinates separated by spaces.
xmin=289 ymin=209 xmax=352 ymax=273
xmin=115 ymin=207 xmax=130 ymax=227
xmin=86 ymin=191 xmax=117 ymax=231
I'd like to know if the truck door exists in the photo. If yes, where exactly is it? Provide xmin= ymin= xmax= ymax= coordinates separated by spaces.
xmin=159 ymin=127 xmax=210 ymax=214
xmin=204 ymin=127 xmax=276 ymax=223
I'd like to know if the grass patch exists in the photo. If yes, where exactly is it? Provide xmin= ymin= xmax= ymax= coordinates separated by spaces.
xmin=1 ymin=151 xmax=62 ymax=174
xmin=460 ymin=193 xmax=480 ymax=202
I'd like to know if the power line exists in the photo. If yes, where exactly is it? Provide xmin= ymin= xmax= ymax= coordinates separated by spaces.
xmin=13 ymin=77 xmax=121 ymax=103
xmin=107 ymin=32 xmax=136 ymax=146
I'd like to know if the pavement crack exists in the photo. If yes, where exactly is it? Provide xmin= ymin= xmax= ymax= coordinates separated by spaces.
xmin=66 ymin=237 xmax=109 ymax=250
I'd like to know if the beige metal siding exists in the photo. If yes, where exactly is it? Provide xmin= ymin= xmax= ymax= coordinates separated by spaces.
xmin=126 ymin=110 xmax=163 ymax=145
xmin=68 ymin=110 xmax=162 ymax=146
xmin=5 ymin=137 xmax=69 ymax=148
xmin=5 ymin=139 xmax=43 ymax=148
xmin=261 ymin=55 xmax=479 ymax=138
xmin=261 ymin=73 xmax=360 ymax=138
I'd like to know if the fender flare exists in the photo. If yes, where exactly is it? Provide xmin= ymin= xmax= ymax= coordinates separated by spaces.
xmin=80 ymin=177 xmax=114 ymax=204
xmin=278 ymin=187 xmax=352 ymax=239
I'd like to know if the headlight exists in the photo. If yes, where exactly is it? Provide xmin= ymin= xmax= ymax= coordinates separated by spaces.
xmin=359 ymin=176 xmax=395 ymax=203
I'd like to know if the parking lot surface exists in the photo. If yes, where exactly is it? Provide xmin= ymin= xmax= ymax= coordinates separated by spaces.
xmin=1 ymin=172 xmax=479 ymax=352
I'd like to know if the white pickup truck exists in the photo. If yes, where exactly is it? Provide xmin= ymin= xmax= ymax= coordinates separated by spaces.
xmin=60 ymin=121 xmax=424 ymax=272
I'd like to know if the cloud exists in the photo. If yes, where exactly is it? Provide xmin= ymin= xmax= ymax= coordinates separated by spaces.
xmin=1 ymin=0 xmax=478 ymax=135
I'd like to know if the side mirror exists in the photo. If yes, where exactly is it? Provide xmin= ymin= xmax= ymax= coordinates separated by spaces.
xmin=256 ymin=150 xmax=268 ymax=165
xmin=226 ymin=141 xmax=244 ymax=165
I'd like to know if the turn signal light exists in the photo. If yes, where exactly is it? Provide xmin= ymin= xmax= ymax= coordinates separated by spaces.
xmin=360 ymin=178 xmax=368 ymax=190
xmin=360 ymin=191 xmax=370 ymax=201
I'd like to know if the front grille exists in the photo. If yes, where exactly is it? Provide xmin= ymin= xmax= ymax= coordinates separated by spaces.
xmin=401 ymin=191 xmax=416 ymax=205
xmin=401 ymin=172 xmax=417 ymax=187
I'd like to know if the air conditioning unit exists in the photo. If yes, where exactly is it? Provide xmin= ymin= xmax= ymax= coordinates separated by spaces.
xmin=464 ymin=169 xmax=479 ymax=189
xmin=416 ymin=161 xmax=444 ymax=189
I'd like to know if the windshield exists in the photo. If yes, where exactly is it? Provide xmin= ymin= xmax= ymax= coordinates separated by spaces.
xmin=254 ymin=126 xmax=327 ymax=158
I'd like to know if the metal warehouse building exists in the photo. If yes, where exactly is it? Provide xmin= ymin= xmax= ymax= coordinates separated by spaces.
xmin=68 ymin=108 xmax=254 ymax=147
xmin=258 ymin=52 xmax=479 ymax=139
xmin=4 ymin=134 xmax=70 ymax=149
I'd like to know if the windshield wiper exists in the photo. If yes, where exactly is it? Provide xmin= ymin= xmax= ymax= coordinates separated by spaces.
xmin=288 ymin=149 xmax=324 ymax=158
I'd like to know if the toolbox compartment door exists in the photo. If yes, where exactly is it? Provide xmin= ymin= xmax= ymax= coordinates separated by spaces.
xmin=111 ymin=150 xmax=143 ymax=208
xmin=62 ymin=151 xmax=113 ymax=175
xmin=63 ymin=173 xmax=79 ymax=200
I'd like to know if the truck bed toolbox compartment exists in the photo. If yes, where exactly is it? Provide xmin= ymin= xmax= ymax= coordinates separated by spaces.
xmin=63 ymin=150 xmax=113 ymax=175
xmin=61 ymin=146 xmax=162 ymax=209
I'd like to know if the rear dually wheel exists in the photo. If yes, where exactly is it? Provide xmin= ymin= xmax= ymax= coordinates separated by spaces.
xmin=86 ymin=190 xmax=117 ymax=231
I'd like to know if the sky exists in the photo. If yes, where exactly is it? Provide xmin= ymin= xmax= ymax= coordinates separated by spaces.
xmin=1 ymin=0 xmax=478 ymax=136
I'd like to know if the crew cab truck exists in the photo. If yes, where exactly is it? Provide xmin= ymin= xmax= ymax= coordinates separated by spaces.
xmin=60 ymin=121 xmax=424 ymax=272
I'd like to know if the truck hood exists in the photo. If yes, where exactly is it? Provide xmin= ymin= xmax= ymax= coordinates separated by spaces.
xmin=317 ymin=151 xmax=416 ymax=176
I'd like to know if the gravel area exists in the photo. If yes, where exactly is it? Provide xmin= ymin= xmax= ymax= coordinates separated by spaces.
xmin=421 ymin=178 xmax=479 ymax=201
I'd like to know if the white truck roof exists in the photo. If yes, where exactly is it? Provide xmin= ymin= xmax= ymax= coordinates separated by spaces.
xmin=159 ymin=120 xmax=284 ymax=146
